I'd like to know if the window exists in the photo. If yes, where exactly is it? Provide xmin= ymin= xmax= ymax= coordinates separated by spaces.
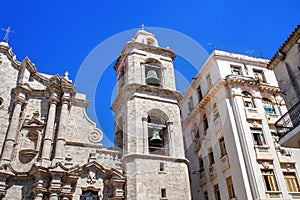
xmin=219 ymin=137 xmax=227 ymax=157
xmin=242 ymin=91 xmax=255 ymax=108
xmin=206 ymin=74 xmax=212 ymax=88
xmin=214 ymin=185 xmax=221 ymax=200
xmin=231 ymin=65 xmax=242 ymax=75
xmin=213 ymin=103 xmax=220 ymax=121
xmin=193 ymin=124 xmax=200 ymax=139
xmin=203 ymin=191 xmax=209 ymax=200
xmin=203 ymin=114 xmax=209 ymax=132
xmin=80 ymin=190 xmax=99 ymax=200
xmin=161 ymin=188 xmax=167 ymax=198
xmin=262 ymin=98 xmax=276 ymax=115
xmin=199 ymin=157 xmax=204 ymax=173
xmin=160 ymin=162 xmax=165 ymax=172
xmin=226 ymin=176 xmax=235 ymax=199
xmin=262 ymin=170 xmax=279 ymax=191
xmin=188 ymin=96 xmax=194 ymax=114
xmin=145 ymin=64 xmax=161 ymax=86
xmin=284 ymin=172 xmax=300 ymax=192
xmin=253 ymin=69 xmax=266 ymax=83
xmin=251 ymin=128 xmax=266 ymax=146
xmin=197 ymin=85 xmax=203 ymax=102
xmin=208 ymin=148 xmax=215 ymax=166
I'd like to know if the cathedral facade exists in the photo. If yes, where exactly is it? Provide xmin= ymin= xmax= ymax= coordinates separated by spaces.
xmin=0 ymin=30 xmax=191 ymax=199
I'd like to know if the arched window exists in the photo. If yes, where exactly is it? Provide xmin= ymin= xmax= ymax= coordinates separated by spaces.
xmin=147 ymin=110 xmax=169 ymax=156
xmin=80 ymin=190 xmax=99 ymax=200
xmin=262 ymin=98 xmax=276 ymax=114
xmin=242 ymin=91 xmax=255 ymax=108
xmin=144 ymin=59 xmax=162 ymax=87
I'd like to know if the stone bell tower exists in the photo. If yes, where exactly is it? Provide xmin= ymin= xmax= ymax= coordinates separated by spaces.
xmin=112 ymin=30 xmax=191 ymax=200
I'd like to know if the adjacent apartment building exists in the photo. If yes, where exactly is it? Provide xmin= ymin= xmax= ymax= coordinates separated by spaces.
xmin=181 ymin=50 xmax=300 ymax=199
xmin=268 ymin=25 xmax=300 ymax=148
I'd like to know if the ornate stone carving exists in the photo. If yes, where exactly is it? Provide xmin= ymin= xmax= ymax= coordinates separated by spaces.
xmin=88 ymin=131 xmax=103 ymax=143
xmin=87 ymin=169 xmax=96 ymax=185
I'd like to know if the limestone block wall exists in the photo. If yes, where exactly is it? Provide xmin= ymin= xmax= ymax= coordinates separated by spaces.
xmin=124 ymin=156 xmax=190 ymax=200
xmin=0 ymin=51 xmax=19 ymax=154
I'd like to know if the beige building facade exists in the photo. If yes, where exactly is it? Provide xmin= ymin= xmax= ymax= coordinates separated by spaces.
xmin=181 ymin=50 xmax=300 ymax=199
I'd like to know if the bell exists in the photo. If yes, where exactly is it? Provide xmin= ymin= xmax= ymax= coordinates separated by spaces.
xmin=150 ymin=130 xmax=163 ymax=145
xmin=146 ymin=70 xmax=161 ymax=86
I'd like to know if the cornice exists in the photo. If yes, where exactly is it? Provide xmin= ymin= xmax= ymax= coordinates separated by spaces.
xmin=268 ymin=24 xmax=300 ymax=70
xmin=114 ymin=41 xmax=176 ymax=71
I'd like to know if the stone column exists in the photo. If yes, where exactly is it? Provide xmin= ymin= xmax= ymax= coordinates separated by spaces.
xmin=167 ymin=121 xmax=173 ymax=156
xmin=49 ymin=174 xmax=62 ymax=200
xmin=49 ymin=192 xmax=59 ymax=200
xmin=41 ymin=93 xmax=59 ymax=166
xmin=142 ymin=117 xmax=148 ymax=154
xmin=1 ymin=95 xmax=25 ymax=164
xmin=53 ymin=93 xmax=70 ymax=162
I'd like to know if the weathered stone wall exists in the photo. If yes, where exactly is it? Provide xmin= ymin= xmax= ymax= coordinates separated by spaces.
xmin=124 ymin=156 xmax=190 ymax=200
xmin=273 ymin=43 xmax=300 ymax=109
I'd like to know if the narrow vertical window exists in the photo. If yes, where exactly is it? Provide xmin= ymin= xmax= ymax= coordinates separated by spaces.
xmin=208 ymin=148 xmax=215 ymax=166
xmin=160 ymin=162 xmax=165 ymax=172
xmin=226 ymin=176 xmax=236 ymax=199
xmin=262 ymin=170 xmax=279 ymax=191
xmin=284 ymin=172 xmax=300 ymax=192
xmin=203 ymin=114 xmax=209 ymax=133
xmin=161 ymin=188 xmax=167 ymax=198
xmin=213 ymin=103 xmax=220 ymax=121
xmin=197 ymin=85 xmax=203 ymax=102
xmin=199 ymin=157 xmax=204 ymax=173
xmin=251 ymin=128 xmax=265 ymax=146
xmin=219 ymin=137 xmax=227 ymax=157
xmin=214 ymin=185 xmax=221 ymax=200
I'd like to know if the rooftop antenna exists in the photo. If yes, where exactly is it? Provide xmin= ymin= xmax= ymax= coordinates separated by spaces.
xmin=245 ymin=49 xmax=254 ymax=56
xmin=1 ymin=26 xmax=14 ymax=43
xmin=208 ymin=42 xmax=217 ymax=50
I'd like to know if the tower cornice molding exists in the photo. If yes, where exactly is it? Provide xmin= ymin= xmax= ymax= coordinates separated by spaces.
xmin=114 ymin=42 xmax=176 ymax=71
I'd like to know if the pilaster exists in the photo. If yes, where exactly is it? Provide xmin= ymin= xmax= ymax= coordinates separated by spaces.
xmin=1 ymin=93 xmax=26 ymax=165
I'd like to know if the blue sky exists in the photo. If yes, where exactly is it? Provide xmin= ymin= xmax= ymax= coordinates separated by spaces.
xmin=2 ymin=1 xmax=299 ymax=147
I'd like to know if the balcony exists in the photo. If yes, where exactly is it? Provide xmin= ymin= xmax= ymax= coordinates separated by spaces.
xmin=199 ymin=172 xmax=206 ymax=186
xmin=220 ymin=155 xmax=230 ymax=172
xmin=275 ymin=101 xmax=300 ymax=147
xmin=209 ymin=164 xmax=217 ymax=180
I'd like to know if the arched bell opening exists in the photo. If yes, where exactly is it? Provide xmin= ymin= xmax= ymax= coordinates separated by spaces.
xmin=144 ymin=58 xmax=162 ymax=87
xmin=147 ymin=109 xmax=169 ymax=156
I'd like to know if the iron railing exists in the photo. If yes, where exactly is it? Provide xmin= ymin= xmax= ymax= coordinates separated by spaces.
xmin=275 ymin=101 xmax=300 ymax=136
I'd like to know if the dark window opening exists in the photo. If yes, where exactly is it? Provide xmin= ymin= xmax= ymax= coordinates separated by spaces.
xmin=80 ymin=190 xmax=99 ymax=200
xmin=161 ymin=188 xmax=167 ymax=198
